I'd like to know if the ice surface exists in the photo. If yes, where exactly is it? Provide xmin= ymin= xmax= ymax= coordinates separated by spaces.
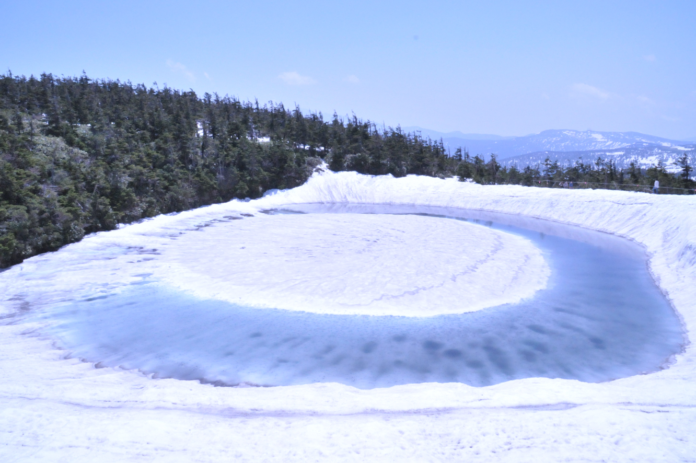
xmin=1 ymin=170 xmax=695 ymax=461
xmin=35 ymin=205 xmax=682 ymax=389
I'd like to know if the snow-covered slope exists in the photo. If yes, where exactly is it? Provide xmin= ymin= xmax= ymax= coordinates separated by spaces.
xmin=1 ymin=170 xmax=695 ymax=462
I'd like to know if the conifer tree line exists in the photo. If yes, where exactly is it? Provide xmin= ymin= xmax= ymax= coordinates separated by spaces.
xmin=0 ymin=72 xmax=453 ymax=267
xmin=0 ymin=72 xmax=693 ymax=268
xmin=453 ymin=150 xmax=694 ymax=191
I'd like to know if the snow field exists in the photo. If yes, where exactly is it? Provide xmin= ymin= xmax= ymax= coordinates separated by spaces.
xmin=1 ymin=170 xmax=695 ymax=461
xmin=160 ymin=213 xmax=549 ymax=316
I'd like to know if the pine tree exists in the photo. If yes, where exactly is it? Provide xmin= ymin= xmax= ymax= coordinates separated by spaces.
xmin=675 ymin=153 xmax=694 ymax=188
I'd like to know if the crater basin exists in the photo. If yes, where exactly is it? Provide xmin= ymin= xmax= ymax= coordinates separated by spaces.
xmin=26 ymin=204 xmax=684 ymax=389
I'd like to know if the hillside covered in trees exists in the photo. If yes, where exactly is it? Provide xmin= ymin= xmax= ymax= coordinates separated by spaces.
xmin=0 ymin=72 xmax=693 ymax=268
xmin=0 ymin=72 xmax=456 ymax=267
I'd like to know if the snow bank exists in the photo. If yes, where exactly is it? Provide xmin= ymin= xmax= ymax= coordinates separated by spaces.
xmin=1 ymin=170 xmax=695 ymax=461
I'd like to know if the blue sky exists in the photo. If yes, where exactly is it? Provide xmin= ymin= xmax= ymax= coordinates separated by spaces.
xmin=2 ymin=0 xmax=695 ymax=139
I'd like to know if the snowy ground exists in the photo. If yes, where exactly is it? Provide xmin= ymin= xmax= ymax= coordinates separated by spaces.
xmin=159 ymin=213 xmax=549 ymax=316
xmin=1 ymin=170 xmax=695 ymax=462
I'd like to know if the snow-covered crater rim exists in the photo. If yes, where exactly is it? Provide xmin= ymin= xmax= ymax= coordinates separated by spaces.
xmin=0 ymin=168 xmax=694 ymax=459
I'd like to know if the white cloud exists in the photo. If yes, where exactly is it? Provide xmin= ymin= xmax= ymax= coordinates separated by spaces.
xmin=643 ymin=54 xmax=656 ymax=62
xmin=204 ymin=72 xmax=211 ymax=81
xmin=166 ymin=60 xmax=196 ymax=82
xmin=541 ymin=92 xmax=550 ymax=100
xmin=570 ymin=83 xmax=611 ymax=100
xmin=344 ymin=75 xmax=360 ymax=84
xmin=660 ymin=114 xmax=680 ymax=122
xmin=278 ymin=71 xmax=316 ymax=85
xmin=635 ymin=95 xmax=653 ymax=104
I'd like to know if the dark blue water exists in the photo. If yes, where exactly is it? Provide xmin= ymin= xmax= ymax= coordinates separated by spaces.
xmin=35 ymin=204 xmax=684 ymax=389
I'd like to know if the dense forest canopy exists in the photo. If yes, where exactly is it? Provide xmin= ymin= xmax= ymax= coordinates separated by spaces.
xmin=0 ymin=72 xmax=693 ymax=268
xmin=0 ymin=72 xmax=455 ymax=267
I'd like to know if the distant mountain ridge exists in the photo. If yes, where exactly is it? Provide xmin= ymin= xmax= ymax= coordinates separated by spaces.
xmin=402 ymin=127 xmax=510 ymax=141
xmin=501 ymin=143 xmax=696 ymax=174
xmin=404 ymin=127 xmax=695 ymax=172
xmin=403 ymin=127 xmax=692 ymax=161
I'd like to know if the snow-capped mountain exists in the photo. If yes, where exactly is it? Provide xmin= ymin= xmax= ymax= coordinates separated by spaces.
xmin=406 ymin=128 xmax=692 ymax=161
xmin=501 ymin=143 xmax=696 ymax=173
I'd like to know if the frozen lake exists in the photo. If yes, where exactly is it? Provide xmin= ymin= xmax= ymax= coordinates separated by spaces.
xmin=26 ymin=204 xmax=684 ymax=389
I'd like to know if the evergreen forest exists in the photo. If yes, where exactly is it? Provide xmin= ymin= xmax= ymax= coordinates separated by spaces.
xmin=1 ymin=72 xmax=693 ymax=268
